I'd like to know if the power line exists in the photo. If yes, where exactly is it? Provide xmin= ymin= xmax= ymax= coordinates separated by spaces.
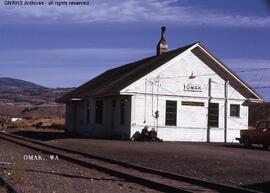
xmin=253 ymin=86 xmax=270 ymax=89
xmin=208 ymin=81 xmax=270 ymax=89
xmin=156 ymin=67 xmax=270 ymax=80
xmin=235 ymin=67 xmax=270 ymax=73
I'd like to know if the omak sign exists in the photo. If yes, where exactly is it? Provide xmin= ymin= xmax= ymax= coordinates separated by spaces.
xmin=184 ymin=83 xmax=203 ymax=92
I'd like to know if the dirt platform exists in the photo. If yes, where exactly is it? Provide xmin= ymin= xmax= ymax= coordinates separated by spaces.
xmin=8 ymin=129 xmax=270 ymax=192
xmin=0 ymin=138 xmax=160 ymax=193
xmin=0 ymin=187 xmax=6 ymax=193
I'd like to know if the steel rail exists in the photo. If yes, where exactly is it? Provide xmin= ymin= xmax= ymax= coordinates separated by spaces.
xmin=0 ymin=131 xmax=262 ymax=193
xmin=0 ymin=175 xmax=21 ymax=193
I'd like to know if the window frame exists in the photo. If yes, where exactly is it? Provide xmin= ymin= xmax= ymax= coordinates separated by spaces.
xmin=120 ymin=99 xmax=125 ymax=125
xmin=208 ymin=103 xmax=219 ymax=128
xmin=95 ymin=100 xmax=103 ymax=124
xmin=86 ymin=100 xmax=90 ymax=124
xmin=230 ymin=104 xmax=240 ymax=117
xmin=257 ymin=121 xmax=268 ymax=130
xmin=165 ymin=100 xmax=177 ymax=126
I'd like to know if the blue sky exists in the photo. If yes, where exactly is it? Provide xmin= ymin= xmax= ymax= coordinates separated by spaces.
xmin=0 ymin=0 xmax=269 ymax=100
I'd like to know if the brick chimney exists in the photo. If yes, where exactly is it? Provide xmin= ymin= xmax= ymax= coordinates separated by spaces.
xmin=156 ymin=26 xmax=168 ymax=55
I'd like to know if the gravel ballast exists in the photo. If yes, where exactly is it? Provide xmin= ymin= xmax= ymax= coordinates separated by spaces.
xmin=0 ymin=138 xmax=160 ymax=193
xmin=6 ymin=129 xmax=270 ymax=192
xmin=43 ymin=134 xmax=270 ymax=187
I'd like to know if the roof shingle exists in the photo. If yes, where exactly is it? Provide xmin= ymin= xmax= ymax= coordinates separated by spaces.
xmin=57 ymin=43 xmax=196 ymax=103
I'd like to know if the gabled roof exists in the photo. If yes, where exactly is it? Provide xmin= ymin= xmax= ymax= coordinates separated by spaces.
xmin=57 ymin=42 xmax=263 ymax=103
xmin=193 ymin=43 xmax=263 ymax=101
xmin=57 ymin=43 xmax=195 ymax=103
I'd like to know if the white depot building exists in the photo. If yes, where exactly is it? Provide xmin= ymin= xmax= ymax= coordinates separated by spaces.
xmin=57 ymin=27 xmax=263 ymax=142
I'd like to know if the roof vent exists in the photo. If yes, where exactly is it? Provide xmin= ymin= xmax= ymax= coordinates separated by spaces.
xmin=156 ymin=26 xmax=168 ymax=55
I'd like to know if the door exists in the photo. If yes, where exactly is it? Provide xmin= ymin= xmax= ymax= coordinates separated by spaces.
xmin=72 ymin=103 xmax=77 ymax=132
xmin=110 ymin=100 xmax=116 ymax=136
xmin=207 ymin=103 xmax=219 ymax=142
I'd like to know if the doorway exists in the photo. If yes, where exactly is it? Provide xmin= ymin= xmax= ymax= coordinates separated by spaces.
xmin=111 ymin=100 xmax=116 ymax=136
xmin=207 ymin=103 xmax=219 ymax=142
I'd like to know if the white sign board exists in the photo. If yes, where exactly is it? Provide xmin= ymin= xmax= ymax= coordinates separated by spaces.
xmin=184 ymin=83 xmax=202 ymax=92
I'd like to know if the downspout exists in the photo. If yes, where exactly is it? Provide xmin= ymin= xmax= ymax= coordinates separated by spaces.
xmin=144 ymin=80 xmax=147 ymax=123
xmin=224 ymin=81 xmax=229 ymax=143
xmin=207 ymin=78 xmax=212 ymax=143
xmin=156 ymin=76 xmax=160 ymax=133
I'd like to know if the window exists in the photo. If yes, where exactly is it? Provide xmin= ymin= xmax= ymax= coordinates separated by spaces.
xmin=86 ymin=101 xmax=90 ymax=124
xmin=208 ymin=103 xmax=219 ymax=127
xmin=257 ymin=121 xmax=268 ymax=130
xmin=112 ymin=100 xmax=116 ymax=109
xmin=165 ymin=100 xmax=177 ymax=126
xmin=95 ymin=100 xmax=103 ymax=124
xmin=230 ymin=104 xmax=240 ymax=117
xmin=257 ymin=121 xmax=270 ymax=133
xmin=120 ymin=99 xmax=125 ymax=125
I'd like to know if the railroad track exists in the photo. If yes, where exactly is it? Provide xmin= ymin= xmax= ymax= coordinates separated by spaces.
xmin=0 ymin=131 xmax=262 ymax=193
xmin=0 ymin=174 xmax=21 ymax=193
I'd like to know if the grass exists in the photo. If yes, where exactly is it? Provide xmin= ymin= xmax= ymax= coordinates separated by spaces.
xmin=7 ymin=118 xmax=65 ymax=130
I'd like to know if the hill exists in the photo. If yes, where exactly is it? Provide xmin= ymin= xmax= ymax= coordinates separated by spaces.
xmin=0 ymin=77 xmax=45 ymax=91
xmin=0 ymin=77 xmax=268 ymax=123
xmin=0 ymin=77 xmax=73 ymax=106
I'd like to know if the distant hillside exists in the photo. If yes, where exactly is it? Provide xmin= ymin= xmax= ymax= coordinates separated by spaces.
xmin=0 ymin=77 xmax=73 ymax=106
xmin=0 ymin=77 xmax=45 ymax=91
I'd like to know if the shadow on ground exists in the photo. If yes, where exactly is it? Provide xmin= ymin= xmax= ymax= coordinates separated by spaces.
xmin=11 ymin=130 xmax=89 ymax=141
xmin=242 ymin=181 xmax=270 ymax=193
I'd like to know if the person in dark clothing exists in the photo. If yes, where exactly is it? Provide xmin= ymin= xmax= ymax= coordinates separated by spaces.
xmin=149 ymin=128 xmax=157 ymax=139
xmin=141 ymin=126 xmax=149 ymax=141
